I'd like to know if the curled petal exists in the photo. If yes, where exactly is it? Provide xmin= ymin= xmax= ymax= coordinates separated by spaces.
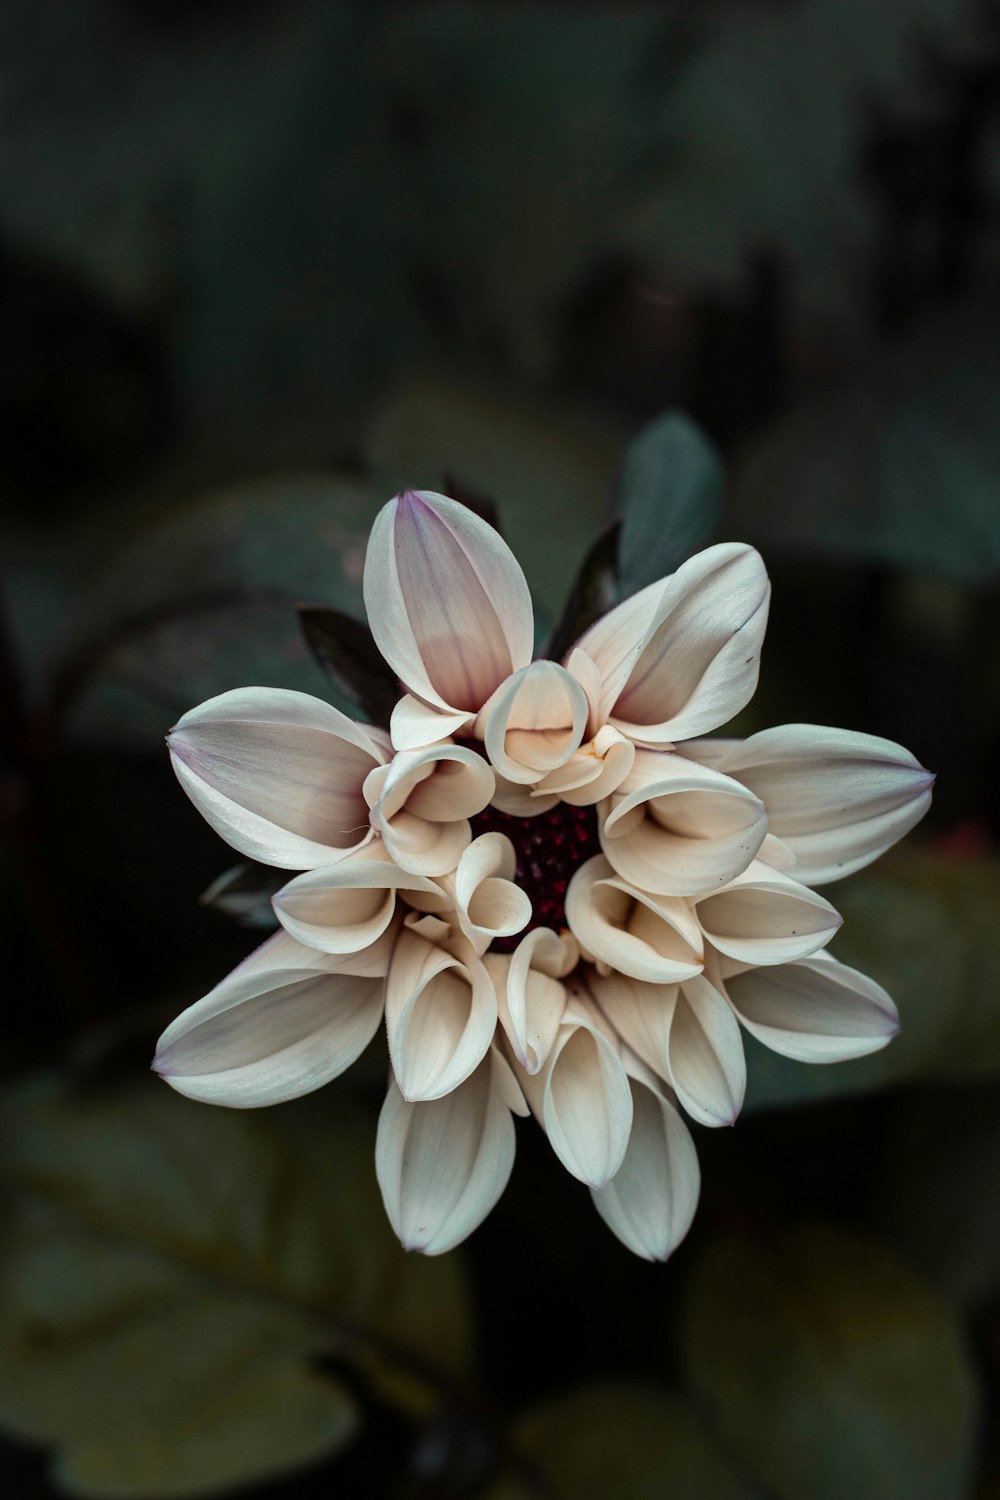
xmin=385 ymin=929 xmax=497 ymax=1100
xmin=587 ymin=969 xmax=675 ymax=1084
xmin=168 ymin=687 xmax=386 ymax=869
xmin=724 ymin=950 xmax=899 ymax=1062
xmin=519 ymin=992 xmax=634 ymax=1187
xmin=695 ymin=860 xmax=842 ymax=966
xmin=566 ymin=856 xmax=703 ymax=984
xmin=481 ymin=661 xmax=588 ymax=785
xmin=273 ymin=856 xmax=443 ymax=954
xmin=153 ymin=942 xmax=385 ymax=1108
xmin=375 ymin=1050 xmax=517 ymax=1255
xmin=489 ymin=927 xmax=576 ymax=1073
xmin=686 ymin=724 xmax=934 ymax=885
xmin=366 ymin=743 xmax=494 ymax=877
xmin=591 ymin=1068 xmax=700 ymax=1261
xmin=534 ymin=725 xmax=635 ymax=807
xmin=600 ymin=750 xmax=767 ymax=896
xmin=390 ymin=694 xmax=474 ymax=752
xmin=490 ymin=772 xmax=558 ymax=816
xmin=452 ymin=833 xmax=532 ymax=954
xmin=364 ymin=490 xmax=533 ymax=717
xmin=578 ymin=544 xmax=770 ymax=744
xmin=664 ymin=974 xmax=746 ymax=1127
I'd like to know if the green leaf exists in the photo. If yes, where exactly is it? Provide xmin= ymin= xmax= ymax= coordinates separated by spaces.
xmin=297 ymin=606 xmax=399 ymax=728
xmin=199 ymin=863 xmax=282 ymax=931
xmin=487 ymin=1383 xmax=759 ymax=1500
xmin=0 ymin=1074 xmax=472 ymax=1496
xmin=614 ymin=411 xmax=724 ymax=596
xmin=546 ymin=523 xmax=620 ymax=664
xmin=745 ymin=853 xmax=1000 ymax=1113
xmin=682 ymin=1225 xmax=978 ymax=1500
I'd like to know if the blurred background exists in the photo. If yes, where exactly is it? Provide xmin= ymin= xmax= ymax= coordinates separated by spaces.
xmin=3 ymin=0 xmax=1000 ymax=1495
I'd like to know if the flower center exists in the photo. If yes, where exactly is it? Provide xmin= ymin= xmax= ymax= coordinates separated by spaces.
xmin=469 ymin=799 xmax=600 ymax=949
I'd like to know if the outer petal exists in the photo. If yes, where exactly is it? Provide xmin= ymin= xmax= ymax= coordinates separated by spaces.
xmin=390 ymin=694 xmax=474 ymax=752
xmin=579 ymin=544 xmax=770 ymax=744
xmin=364 ymin=490 xmax=533 ymax=716
xmin=724 ymin=950 xmax=900 ymax=1062
xmin=687 ymin=724 xmax=934 ymax=885
xmin=587 ymin=969 xmax=675 ymax=1084
xmin=488 ymin=927 xmax=575 ymax=1073
xmin=480 ymin=661 xmax=588 ymax=785
xmin=153 ymin=947 xmax=385 ymax=1108
xmin=385 ymin=929 xmax=497 ymax=1101
xmin=565 ymin=856 xmax=704 ymax=985
xmin=695 ymin=860 xmax=842 ymax=966
xmin=365 ymin=743 xmax=494 ymax=877
xmin=375 ymin=1050 xmax=516 ymax=1255
xmin=273 ymin=857 xmax=444 ymax=954
xmin=168 ymin=687 xmax=385 ymax=869
xmin=591 ymin=1064 xmax=700 ymax=1261
xmin=664 ymin=974 xmax=746 ymax=1127
xmin=600 ymin=749 xmax=767 ymax=897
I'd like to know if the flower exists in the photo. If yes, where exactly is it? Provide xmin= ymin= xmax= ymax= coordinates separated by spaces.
xmin=154 ymin=489 xmax=933 ymax=1260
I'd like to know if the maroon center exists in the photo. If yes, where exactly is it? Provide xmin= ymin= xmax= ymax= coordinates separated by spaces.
xmin=469 ymin=799 xmax=601 ymax=950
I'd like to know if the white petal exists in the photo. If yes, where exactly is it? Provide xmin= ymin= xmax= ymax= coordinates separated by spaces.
xmin=375 ymin=1052 xmax=516 ymax=1255
xmin=600 ymin=750 xmax=767 ymax=896
xmin=389 ymin=693 xmax=475 ymax=752
xmin=565 ymin=856 xmax=704 ymax=985
xmin=582 ymin=545 xmax=770 ymax=744
xmin=665 ymin=974 xmax=746 ymax=1127
xmin=725 ymin=951 xmax=900 ymax=1062
xmin=586 ymin=969 xmax=675 ymax=1083
xmin=364 ymin=490 xmax=533 ymax=715
xmin=273 ymin=857 xmax=442 ymax=954
xmin=696 ymin=724 xmax=934 ymax=885
xmin=480 ymin=661 xmax=588 ymax=784
xmin=453 ymin=833 xmax=532 ymax=954
xmin=695 ymin=860 xmax=842 ymax=966
xmin=489 ymin=927 xmax=573 ymax=1073
xmin=385 ymin=929 xmax=497 ymax=1100
xmin=153 ymin=958 xmax=384 ymax=1108
xmin=168 ymin=687 xmax=385 ymax=869
xmin=591 ymin=1074 xmax=700 ymax=1261
xmin=535 ymin=725 xmax=635 ymax=806
xmin=368 ymin=743 xmax=494 ymax=877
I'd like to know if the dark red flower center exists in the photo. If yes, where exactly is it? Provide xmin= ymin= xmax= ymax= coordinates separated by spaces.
xmin=469 ymin=799 xmax=600 ymax=950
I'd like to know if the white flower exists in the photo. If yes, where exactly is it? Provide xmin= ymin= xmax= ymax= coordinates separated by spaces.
xmin=155 ymin=489 xmax=932 ymax=1259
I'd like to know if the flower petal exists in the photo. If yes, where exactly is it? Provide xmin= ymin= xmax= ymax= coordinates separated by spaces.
xmin=489 ymin=927 xmax=575 ymax=1073
xmin=664 ymin=974 xmax=746 ymax=1127
xmin=587 ymin=969 xmax=675 ymax=1084
xmin=534 ymin=725 xmax=635 ymax=806
xmin=364 ymin=490 xmax=533 ymax=715
xmin=168 ymin=687 xmax=386 ymax=869
xmin=600 ymin=749 xmax=767 ymax=896
xmin=481 ymin=661 xmax=588 ymax=784
xmin=390 ymin=694 xmax=475 ymax=752
xmin=695 ymin=860 xmax=842 ymax=966
xmin=724 ymin=950 xmax=900 ymax=1062
xmin=273 ymin=857 xmax=443 ymax=954
xmin=566 ymin=855 xmax=704 ymax=984
xmin=385 ymin=929 xmax=497 ymax=1100
xmin=367 ymin=743 xmax=494 ymax=877
xmin=375 ymin=1051 xmax=516 ymax=1255
xmin=452 ymin=833 xmax=532 ymax=954
xmin=591 ymin=1070 xmax=700 ymax=1261
xmin=691 ymin=724 xmax=935 ymax=885
xmin=153 ymin=953 xmax=385 ymax=1108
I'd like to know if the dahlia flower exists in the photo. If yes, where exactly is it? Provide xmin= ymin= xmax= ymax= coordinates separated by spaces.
xmin=155 ymin=490 xmax=933 ymax=1260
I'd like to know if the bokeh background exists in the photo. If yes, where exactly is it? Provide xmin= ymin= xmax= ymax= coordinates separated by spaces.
xmin=3 ymin=1 xmax=1000 ymax=1495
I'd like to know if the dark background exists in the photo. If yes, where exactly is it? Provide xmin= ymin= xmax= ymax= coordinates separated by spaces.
xmin=2 ymin=2 xmax=1000 ymax=1497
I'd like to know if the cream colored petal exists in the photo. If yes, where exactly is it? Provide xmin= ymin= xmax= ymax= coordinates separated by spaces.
xmin=168 ymin=687 xmax=384 ymax=869
xmin=491 ymin=773 xmax=558 ymax=816
xmin=536 ymin=999 xmax=634 ymax=1188
xmin=666 ymin=974 xmax=746 ymax=1127
xmin=481 ymin=661 xmax=588 ymax=784
xmin=453 ymin=833 xmax=531 ymax=954
xmin=591 ymin=1072 xmax=700 ymax=1261
xmin=574 ymin=580 xmax=666 ymax=725
xmin=230 ymin=924 xmax=397 ymax=981
xmin=565 ymin=856 xmax=703 ymax=984
xmin=601 ymin=545 xmax=771 ymax=744
xmin=365 ymin=490 xmax=533 ymax=715
xmin=385 ymin=929 xmax=497 ymax=1101
xmin=695 ymin=860 xmax=842 ymax=966
xmin=389 ymin=693 xmax=474 ymax=752
xmin=153 ymin=959 xmax=384 ymax=1108
xmin=535 ymin=725 xmax=635 ymax=806
xmin=273 ymin=856 xmax=441 ymax=954
xmin=600 ymin=750 xmax=767 ymax=897
xmin=587 ymin=969 xmax=675 ymax=1084
xmin=565 ymin=646 xmax=603 ymax=734
xmin=702 ymin=724 xmax=934 ymax=885
xmin=725 ymin=950 xmax=899 ymax=1062
xmin=375 ymin=1051 xmax=516 ymax=1255
xmin=488 ymin=927 xmax=572 ymax=1074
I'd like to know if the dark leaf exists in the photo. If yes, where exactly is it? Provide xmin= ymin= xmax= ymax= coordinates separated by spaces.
xmin=298 ymin=606 xmax=399 ymax=728
xmin=441 ymin=470 xmax=503 ymax=533
xmin=614 ymin=411 xmax=725 ymax=596
xmin=545 ymin=523 xmax=621 ymax=662
xmin=199 ymin=863 xmax=283 ymax=931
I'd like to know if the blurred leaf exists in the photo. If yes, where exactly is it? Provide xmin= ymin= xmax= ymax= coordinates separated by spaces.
xmin=546 ymin=524 xmax=620 ymax=664
xmin=298 ymin=606 xmax=399 ymax=728
xmin=0 ymin=1074 xmax=472 ymax=1496
xmin=199 ymin=863 xmax=282 ymax=931
xmin=734 ymin=304 xmax=1000 ymax=583
xmin=682 ymin=1225 xmax=977 ymax=1500
xmin=487 ymin=1383 xmax=759 ymax=1500
xmin=745 ymin=853 xmax=1000 ymax=1112
xmin=613 ymin=411 xmax=724 ymax=596
xmin=365 ymin=375 xmax=623 ymax=616
xmin=871 ymin=1083 xmax=1000 ymax=1309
